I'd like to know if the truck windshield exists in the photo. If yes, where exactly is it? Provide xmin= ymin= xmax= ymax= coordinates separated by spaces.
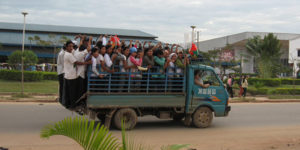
xmin=196 ymin=70 xmax=221 ymax=87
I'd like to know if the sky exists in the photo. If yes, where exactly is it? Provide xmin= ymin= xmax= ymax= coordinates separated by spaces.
xmin=0 ymin=0 xmax=300 ymax=43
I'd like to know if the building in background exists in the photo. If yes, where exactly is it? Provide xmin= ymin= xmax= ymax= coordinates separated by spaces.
xmin=0 ymin=22 xmax=158 ymax=63
xmin=197 ymin=32 xmax=300 ymax=77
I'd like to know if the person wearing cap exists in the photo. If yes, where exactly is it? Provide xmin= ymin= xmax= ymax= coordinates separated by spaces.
xmin=127 ymin=47 xmax=143 ymax=76
xmin=127 ymin=47 xmax=143 ymax=91
xmin=63 ymin=40 xmax=89 ymax=109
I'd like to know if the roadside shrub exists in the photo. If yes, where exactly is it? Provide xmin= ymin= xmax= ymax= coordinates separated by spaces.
xmin=42 ymin=72 xmax=58 ymax=80
xmin=0 ymin=69 xmax=43 ymax=81
xmin=280 ymin=78 xmax=300 ymax=85
xmin=248 ymin=87 xmax=268 ymax=95
xmin=248 ymin=78 xmax=281 ymax=86
xmin=229 ymin=73 xmax=258 ymax=77
xmin=253 ymin=81 xmax=264 ymax=89
xmin=272 ymin=88 xmax=300 ymax=95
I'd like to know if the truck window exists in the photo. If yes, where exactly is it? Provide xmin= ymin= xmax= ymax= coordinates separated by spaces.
xmin=194 ymin=70 xmax=220 ymax=87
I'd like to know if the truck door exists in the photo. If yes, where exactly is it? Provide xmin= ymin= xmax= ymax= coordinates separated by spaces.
xmin=189 ymin=69 xmax=228 ymax=114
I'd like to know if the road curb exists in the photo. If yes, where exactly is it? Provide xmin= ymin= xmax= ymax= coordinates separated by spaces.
xmin=1 ymin=99 xmax=300 ymax=103
xmin=0 ymin=100 xmax=57 ymax=103
xmin=229 ymin=100 xmax=300 ymax=103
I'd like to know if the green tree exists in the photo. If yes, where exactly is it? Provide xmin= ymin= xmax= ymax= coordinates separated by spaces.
xmin=246 ymin=33 xmax=282 ymax=78
xmin=207 ymin=49 xmax=221 ymax=68
xmin=28 ymin=36 xmax=33 ymax=50
xmin=7 ymin=50 xmax=38 ymax=69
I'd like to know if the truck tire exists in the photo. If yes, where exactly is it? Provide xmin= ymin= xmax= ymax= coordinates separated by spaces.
xmin=113 ymin=108 xmax=137 ymax=130
xmin=192 ymin=107 xmax=213 ymax=128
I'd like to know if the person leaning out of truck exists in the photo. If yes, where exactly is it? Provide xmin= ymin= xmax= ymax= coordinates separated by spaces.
xmin=194 ymin=70 xmax=210 ymax=88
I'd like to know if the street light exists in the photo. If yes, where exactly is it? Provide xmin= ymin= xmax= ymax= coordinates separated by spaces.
xmin=21 ymin=11 xmax=28 ymax=95
xmin=190 ymin=25 xmax=196 ymax=44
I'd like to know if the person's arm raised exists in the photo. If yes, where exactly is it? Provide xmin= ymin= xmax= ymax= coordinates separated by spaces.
xmin=87 ymin=36 xmax=93 ymax=52
xmin=78 ymin=35 xmax=85 ymax=48
xmin=170 ymin=44 xmax=176 ymax=53
xmin=148 ymin=41 xmax=152 ymax=48
xmin=134 ymin=40 xmax=139 ymax=48
xmin=97 ymin=35 xmax=103 ymax=42
xmin=150 ymin=42 xmax=161 ymax=52
xmin=142 ymin=41 xmax=147 ymax=50
xmin=164 ymin=58 xmax=171 ymax=69
xmin=129 ymin=40 xmax=133 ymax=48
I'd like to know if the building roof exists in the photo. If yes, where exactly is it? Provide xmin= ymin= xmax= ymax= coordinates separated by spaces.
xmin=0 ymin=22 xmax=157 ymax=46
xmin=0 ymin=22 xmax=157 ymax=38
xmin=198 ymin=32 xmax=300 ymax=52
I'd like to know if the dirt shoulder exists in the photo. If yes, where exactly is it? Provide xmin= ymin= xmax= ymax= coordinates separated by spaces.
xmin=0 ymin=125 xmax=300 ymax=150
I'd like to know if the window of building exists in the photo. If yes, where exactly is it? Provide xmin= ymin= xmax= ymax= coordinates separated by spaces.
xmin=298 ymin=49 xmax=300 ymax=57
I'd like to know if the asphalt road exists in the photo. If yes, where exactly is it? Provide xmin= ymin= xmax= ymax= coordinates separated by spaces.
xmin=0 ymin=102 xmax=300 ymax=150
xmin=0 ymin=102 xmax=300 ymax=133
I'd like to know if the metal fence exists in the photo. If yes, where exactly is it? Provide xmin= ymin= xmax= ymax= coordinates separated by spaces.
xmin=87 ymin=65 xmax=186 ymax=95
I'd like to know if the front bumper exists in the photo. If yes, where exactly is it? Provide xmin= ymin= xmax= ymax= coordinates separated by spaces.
xmin=225 ymin=105 xmax=231 ymax=116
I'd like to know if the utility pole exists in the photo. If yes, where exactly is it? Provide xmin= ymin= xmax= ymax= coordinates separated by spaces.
xmin=21 ymin=11 xmax=28 ymax=95
xmin=190 ymin=26 xmax=196 ymax=45
xmin=197 ymin=31 xmax=200 ymax=50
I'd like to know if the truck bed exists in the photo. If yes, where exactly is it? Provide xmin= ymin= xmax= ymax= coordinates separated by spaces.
xmin=87 ymin=94 xmax=186 ymax=108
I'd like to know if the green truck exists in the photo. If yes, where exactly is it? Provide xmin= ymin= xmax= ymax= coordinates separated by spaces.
xmin=78 ymin=63 xmax=231 ymax=130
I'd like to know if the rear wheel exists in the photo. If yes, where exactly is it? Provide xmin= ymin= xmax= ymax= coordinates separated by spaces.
xmin=113 ymin=108 xmax=137 ymax=130
xmin=192 ymin=107 xmax=213 ymax=128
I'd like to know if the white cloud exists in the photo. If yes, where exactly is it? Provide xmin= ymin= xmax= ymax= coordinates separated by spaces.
xmin=0 ymin=0 xmax=300 ymax=43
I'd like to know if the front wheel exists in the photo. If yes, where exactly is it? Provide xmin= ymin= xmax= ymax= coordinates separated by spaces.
xmin=192 ymin=107 xmax=213 ymax=128
xmin=113 ymin=108 xmax=137 ymax=130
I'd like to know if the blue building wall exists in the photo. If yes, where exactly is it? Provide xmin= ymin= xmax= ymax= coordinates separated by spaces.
xmin=0 ymin=22 xmax=158 ymax=62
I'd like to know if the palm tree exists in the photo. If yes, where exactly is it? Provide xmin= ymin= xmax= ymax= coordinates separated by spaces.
xmin=41 ymin=116 xmax=120 ymax=150
xmin=246 ymin=33 xmax=282 ymax=78
xmin=41 ymin=116 xmax=190 ymax=150
xmin=28 ymin=34 xmax=70 ymax=71
xmin=28 ymin=37 xmax=33 ymax=50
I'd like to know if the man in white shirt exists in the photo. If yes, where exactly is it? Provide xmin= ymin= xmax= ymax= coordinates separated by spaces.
xmin=74 ymin=36 xmax=92 ymax=96
xmin=57 ymin=46 xmax=65 ymax=104
xmin=63 ymin=41 xmax=89 ymax=109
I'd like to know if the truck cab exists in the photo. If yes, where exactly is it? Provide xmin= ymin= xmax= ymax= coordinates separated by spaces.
xmin=78 ymin=63 xmax=230 ymax=130
xmin=185 ymin=65 xmax=230 ymax=127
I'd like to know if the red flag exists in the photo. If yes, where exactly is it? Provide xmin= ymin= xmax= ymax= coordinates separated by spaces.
xmin=189 ymin=43 xmax=198 ymax=56
xmin=110 ymin=35 xmax=120 ymax=47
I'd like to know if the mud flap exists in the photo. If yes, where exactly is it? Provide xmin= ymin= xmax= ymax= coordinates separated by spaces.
xmin=184 ymin=114 xmax=192 ymax=126
xmin=104 ymin=109 xmax=117 ymax=129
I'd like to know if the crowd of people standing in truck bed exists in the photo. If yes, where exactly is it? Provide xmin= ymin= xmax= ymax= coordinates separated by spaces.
xmin=57 ymin=34 xmax=189 ymax=109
